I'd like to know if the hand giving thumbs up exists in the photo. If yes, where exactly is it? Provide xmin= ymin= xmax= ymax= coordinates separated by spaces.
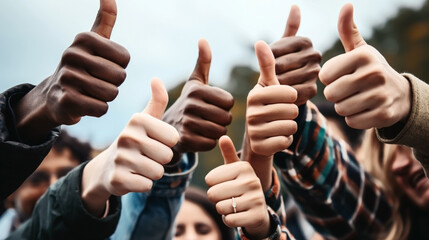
xmin=319 ymin=3 xmax=411 ymax=129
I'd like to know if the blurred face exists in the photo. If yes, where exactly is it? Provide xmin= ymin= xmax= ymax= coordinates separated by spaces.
xmin=391 ymin=146 xmax=429 ymax=210
xmin=174 ymin=200 xmax=221 ymax=240
xmin=14 ymin=148 xmax=79 ymax=220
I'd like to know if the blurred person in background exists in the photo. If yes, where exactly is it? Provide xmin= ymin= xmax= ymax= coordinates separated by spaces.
xmin=358 ymin=129 xmax=429 ymax=239
xmin=174 ymin=186 xmax=235 ymax=240
xmin=0 ymin=130 xmax=92 ymax=238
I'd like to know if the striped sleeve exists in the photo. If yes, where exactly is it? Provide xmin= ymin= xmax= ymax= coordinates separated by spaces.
xmin=274 ymin=102 xmax=392 ymax=239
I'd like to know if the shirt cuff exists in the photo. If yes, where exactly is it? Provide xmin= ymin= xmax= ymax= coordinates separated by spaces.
xmin=238 ymin=207 xmax=292 ymax=240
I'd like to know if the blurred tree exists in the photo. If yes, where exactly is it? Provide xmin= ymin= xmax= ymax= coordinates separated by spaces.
xmin=167 ymin=1 xmax=429 ymax=189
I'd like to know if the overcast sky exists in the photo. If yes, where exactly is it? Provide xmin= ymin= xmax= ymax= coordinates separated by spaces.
xmin=0 ymin=0 xmax=425 ymax=147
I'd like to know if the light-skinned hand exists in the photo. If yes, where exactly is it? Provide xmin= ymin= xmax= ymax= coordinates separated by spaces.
xmin=206 ymin=136 xmax=271 ymax=239
xmin=81 ymin=78 xmax=179 ymax=217
xmin=319 ymin=3 xmax=411 ymax=129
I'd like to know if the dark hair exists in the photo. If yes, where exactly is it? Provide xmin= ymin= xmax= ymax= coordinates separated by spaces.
xmin=184 ymin=186 xmax=235 ymax=240
xmin=317 ymin=101 xmax=364 ymax=150
xmin=53 ymin=130 xmax=92 ymax=163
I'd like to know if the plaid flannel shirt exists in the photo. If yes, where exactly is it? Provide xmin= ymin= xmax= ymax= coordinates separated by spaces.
xmin=274 ymin=102 xmax=393 ymax=239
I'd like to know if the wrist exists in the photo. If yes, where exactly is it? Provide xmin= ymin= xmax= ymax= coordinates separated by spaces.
xmin=13 ymin=86 xmax=57 ymax=143
xmin=242 ymin=131 xmax=273 ymax=192
xmin=81 ymin=156 xmax=111 ymax=217
xmin=399 ymin=74 xmax=412 ymax=124
xmin=241 ymin=210 xmax=272 ymax=239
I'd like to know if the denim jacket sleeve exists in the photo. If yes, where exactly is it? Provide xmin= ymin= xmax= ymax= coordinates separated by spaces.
xmin=111 ymin=153 xmax=198 ymax=240
xmin=0 ymin=84 xmax=60 ymax=200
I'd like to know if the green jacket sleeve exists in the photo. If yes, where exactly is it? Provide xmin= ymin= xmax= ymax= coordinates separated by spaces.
xmin=7 ymin=162 xmax=121 ymax=240
xmin=376 ymin=73 xmax=429 ymax=173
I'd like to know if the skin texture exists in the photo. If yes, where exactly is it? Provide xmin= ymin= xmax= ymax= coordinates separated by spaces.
xmin=391 ymin=146 xmax=429 ymax=210
xmin=13 ymin=0 xmax=130 ymax=144
xmin=14 ymin=149 xmax=80 ymax=221
xmin=242 ymin=6 xmax=319 ymax=192
xmin=206 ymin=136 xmax=271 ymax=239
xmin=243 ymin=41 xmax=298 ymax=192
xmin=270 ymin=5 xmax=321 ymax=106
xmin=81 ymin=78 xmax=179 ymax=217
xmin=319 ymin=3 xmax=411 ymax=129
xmin=162 ymin=39 xmax=234 ymax=164
xmin=174 ymin=200 xmax=222 ymax=240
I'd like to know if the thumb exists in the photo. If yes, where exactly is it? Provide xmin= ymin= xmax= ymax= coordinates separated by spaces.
xmin=219 ymin=136 xmax=240 ymax=165
xmin=143 ymin=78 xmax=169 ymax=119
xmin=338 ymin=3 xmax=366 ymax=52
xmin=282 ymin=5 xmax=301 ymax=37
xmin=255 ymin=41 xmax=279 ymax=87
xmin=188 ymin=39 xmax=212 ymax=84
xmin=91 ymin=0 xmax=117 ymax=39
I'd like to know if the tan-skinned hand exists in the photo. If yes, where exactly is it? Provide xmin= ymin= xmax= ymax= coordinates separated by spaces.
xmin=319 ymin=3 xmax=411 ymax=129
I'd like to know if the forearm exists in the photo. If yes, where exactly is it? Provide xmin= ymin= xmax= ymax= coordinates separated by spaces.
xmin=12 ymin=78 xmax=58 ymax=144
xmin=241 ymin=131 xmax=273 ymax=192
xmin=81 ymin=151 xmax=112 ymax=217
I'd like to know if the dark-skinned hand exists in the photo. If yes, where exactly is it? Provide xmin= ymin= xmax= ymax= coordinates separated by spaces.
xmin=13 ymin=0 xmax=130 ymax=144
xmin=270 ymin=5 xmax=321 ymax=106
xmin=162 ymin=39 xmax=234 ymax=165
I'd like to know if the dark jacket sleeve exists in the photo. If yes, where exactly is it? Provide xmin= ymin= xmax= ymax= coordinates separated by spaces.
xmin=0 ymin=84 xmax=60 ymax=200
xmin=7 ymin=162 xmax=121 ymax=240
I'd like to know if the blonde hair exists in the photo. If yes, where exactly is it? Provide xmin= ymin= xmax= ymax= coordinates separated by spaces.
xmin=358 ymin=129 xmax=410 ymax=240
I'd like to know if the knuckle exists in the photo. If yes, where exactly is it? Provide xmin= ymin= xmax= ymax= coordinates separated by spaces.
xmin=109 ymin=173 xmax=124 ymax=191
xmin=73 ymin=32 xmax=91 ymax=45
xmin=119 ymin=48 xmax=131 ymax=67
xmin=117 ymin=131 xmax=138 ymax=147
xmin=223 ymin=216 xmax=237 ymax=228
xmin=116 ymin=69 xmax=127 ymax=86
xmin=334 ymin=104 xmax=347 ymax=116
xmin=151 ymin=165 xmax=165 ymax=180
xmin=113 ymin=150 xmax=128 ymax=165
xmin=216 ymin=202 xmax=226 ymax=215
xmin=279 ymin=136 xmax=292 ymax=150
xmin=206 ymin=189 xmax=216 ymax=202
xmin=61 ymin=48 xmax=79 ymax=63
xmin=105 ymin=87 xmax=119 ymax=102
xmin=58 ymin=67 xmax=76 ymax=84
xmin=251 ymin=144 xmax=266 ymax=156
xmin=345 ymin=117 xmax=359 ymax=129
xmin=187 ymin=84 xmax=205 ymax=97
xmin=140 ymin=179 xmax=153 ymax=192
xmin=95 ymin=103 xmax=108 ymax=117
xmin=324 ymin=87 xmax=335 ymax=102
xmin=300 ymin=37 xmax=313 ymax=48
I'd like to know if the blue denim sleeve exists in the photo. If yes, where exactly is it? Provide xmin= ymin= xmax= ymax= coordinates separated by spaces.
xmin=110 ymin=153 xmax=197 ymax=240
